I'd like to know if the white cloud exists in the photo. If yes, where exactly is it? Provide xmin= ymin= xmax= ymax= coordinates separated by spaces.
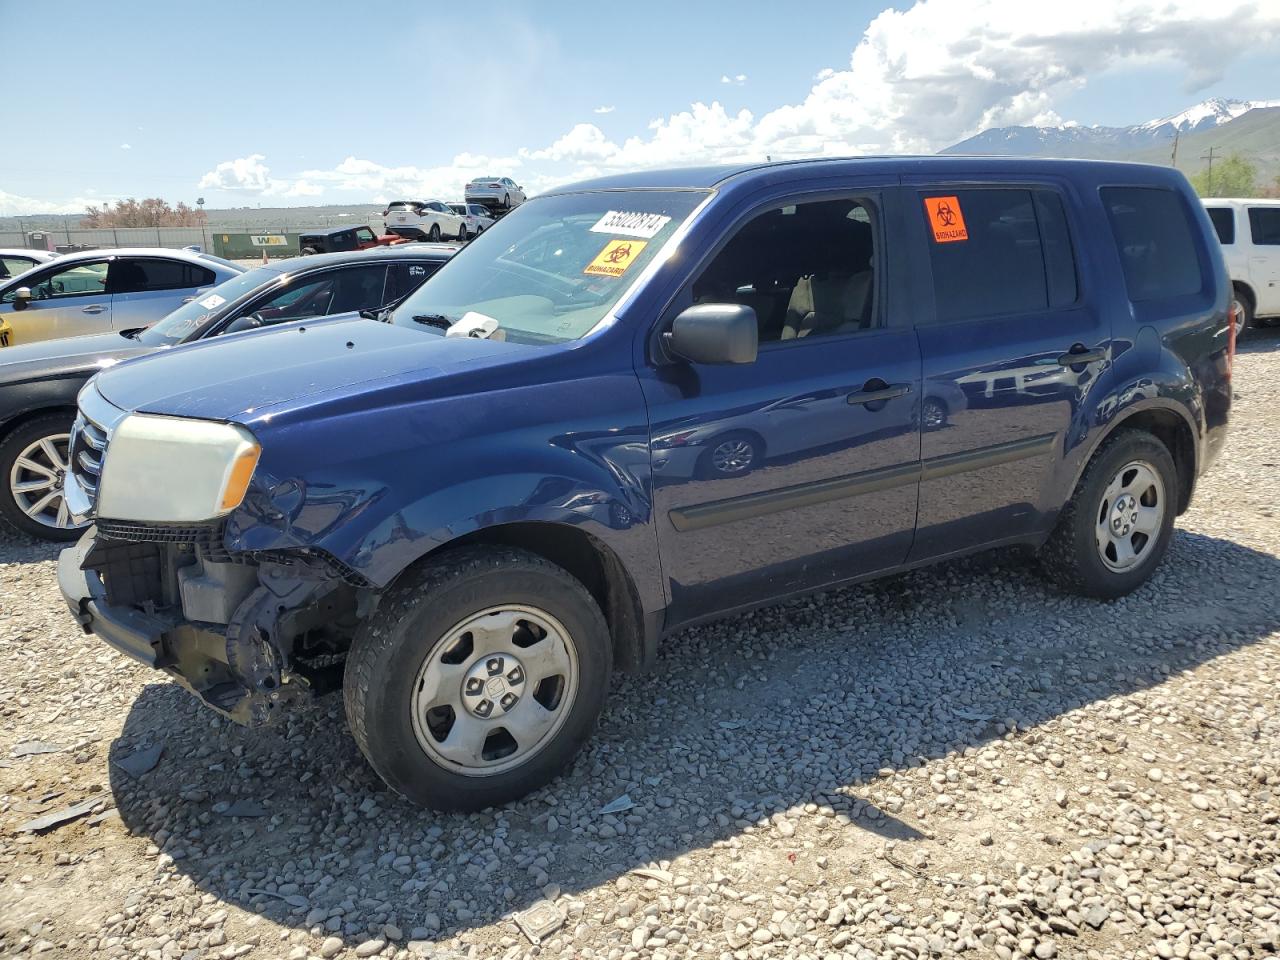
xmin=184 ymin=0 xmax=1280 ymax=206
xmin=593 ymin=105 xmax=615 ymax=114
xmin=0 ymin=189 xmax=102 ymax=216
xmin=119 ymin=143 xmax=132 ymax=151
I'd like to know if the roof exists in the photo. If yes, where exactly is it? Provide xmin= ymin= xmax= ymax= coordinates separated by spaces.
xmin=284 ymin=244 xmax=458 ymax=269
xmin=297 ymin=225 xmax=377 ymax=236
xmin=543 ymin=155 xmax=1191 ymax=195
xmin=28 ymin=246 xmax=239 ymax=269
xmin=0 ymin=249 xmax=56 ymax=258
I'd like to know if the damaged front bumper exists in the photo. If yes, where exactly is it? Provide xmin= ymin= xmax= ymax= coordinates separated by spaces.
xmin=59 ymin=529 xmax=342 ymax=726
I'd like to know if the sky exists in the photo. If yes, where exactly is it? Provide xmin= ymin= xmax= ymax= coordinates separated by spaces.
xmin=1 ymin=0 xmax=1278 ymax=215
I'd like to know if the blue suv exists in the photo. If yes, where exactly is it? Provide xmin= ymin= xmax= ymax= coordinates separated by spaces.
xmin=58 ymin=157 xmax=1232 ymax=810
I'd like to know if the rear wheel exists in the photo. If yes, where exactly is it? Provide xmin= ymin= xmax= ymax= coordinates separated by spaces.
xmin=343 ymin=546 xmax=612 ymax=810
xmin=503 ymin=193 xmax=510 ymax=209
xmin=1232 ymin=285 xmax=1254 ymax=339
xmin=0 ymin=413 xmax=86 ymax=542
xmin=1038 ymin=430 xmax=1176 ymax=599
xmin=457 ymin=224 xmax=468 ymax=242
xmin=428 ymin=223 xmax=441 ymax=242
xmin=299 ymin=247 xmax=319 ymax=257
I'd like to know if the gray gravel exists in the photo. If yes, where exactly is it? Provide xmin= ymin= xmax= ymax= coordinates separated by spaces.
xmin=2 ymin=333 xmax=1279 ymax=960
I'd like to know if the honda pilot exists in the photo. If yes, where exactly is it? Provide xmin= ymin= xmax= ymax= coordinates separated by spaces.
xmin=58 ymin=158 xmax=1232 ymax=810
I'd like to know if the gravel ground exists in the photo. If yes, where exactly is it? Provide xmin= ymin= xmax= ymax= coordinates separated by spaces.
xmin=2 ymin=333 xmax=1279 ymax=960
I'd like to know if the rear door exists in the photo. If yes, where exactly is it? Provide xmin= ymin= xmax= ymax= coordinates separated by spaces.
xmin=638 ymin=185 xmax=922 ymax=625
xmin=906 ymin=181 xmax=1106 ymax=560
xmin=1246 ymin=206 xmax=1280 ymax=315
xmin=108 ymin=257 xmax=218 ymax=329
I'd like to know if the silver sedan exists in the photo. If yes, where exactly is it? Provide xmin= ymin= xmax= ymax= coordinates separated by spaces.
xmin=0 ymin=248 xmax=243 ymax=348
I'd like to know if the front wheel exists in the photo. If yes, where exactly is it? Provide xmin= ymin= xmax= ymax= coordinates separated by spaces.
xmin=299 ymin=247 xmax=319 ymax=257
xmin=1038 ymin=430 xmax=1177 ymax=599
xmin=343 ymin=546 xmax=612 ymax=810
xmin=457 ymin=224 xmax=468 ymax=242
xmin=0 ymin=413 xmax=87 ymax=541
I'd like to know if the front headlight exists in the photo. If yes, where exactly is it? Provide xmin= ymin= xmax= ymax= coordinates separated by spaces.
xmin=97 ymin=415 xmax=260 ymax=523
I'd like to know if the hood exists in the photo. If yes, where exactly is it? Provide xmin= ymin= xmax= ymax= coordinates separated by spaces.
xmin=92 ymin=315 xmax=537 ymax=421
xmin=0 ymin=331 xmax=154 ymax=384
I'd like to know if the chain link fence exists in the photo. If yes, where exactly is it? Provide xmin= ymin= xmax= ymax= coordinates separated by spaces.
xmin=0 ymin=216 xmax=386 ymax=255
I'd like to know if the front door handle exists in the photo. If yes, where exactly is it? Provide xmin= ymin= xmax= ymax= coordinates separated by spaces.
xmin=1056 ymin=345 xmax=1106 ymax=366
xmin=81 ymin=304 xmax=106 ymax=315
xmin=847 ymin=382 xmax=911 ymax=405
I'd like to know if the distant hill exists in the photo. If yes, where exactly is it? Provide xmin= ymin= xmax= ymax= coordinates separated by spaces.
xmin=943 ymin=97 xmax=1280 ymax=186
xmin=0 ymin=203 xmax=385 ymax=234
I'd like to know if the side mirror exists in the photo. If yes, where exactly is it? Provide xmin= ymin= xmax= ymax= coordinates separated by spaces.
xmin=665 ymin=303 xmax=758 ymax=365
xmin=12 ymin=287 xmax=32 ymax=311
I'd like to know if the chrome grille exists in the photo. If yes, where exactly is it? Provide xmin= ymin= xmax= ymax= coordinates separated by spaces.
xmin=69 ymin=414 xmax=107 ymax=505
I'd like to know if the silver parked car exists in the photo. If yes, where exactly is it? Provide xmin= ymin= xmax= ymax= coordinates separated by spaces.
xmin=448 ymin=202 xmax=496 ymax=235
xmin=0 ymin=248 xmax=243 ymax=348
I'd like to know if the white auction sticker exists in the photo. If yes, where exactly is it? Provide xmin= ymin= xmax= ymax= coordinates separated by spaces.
xmin=589 ymin=210 xmax=672 ymax=240
xmin=198 ymin=294 xmax=226 ymax=310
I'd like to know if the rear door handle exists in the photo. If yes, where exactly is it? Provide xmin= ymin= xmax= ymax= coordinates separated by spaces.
xmin=82 ymin=304 xmax=106 ymax=315
xmin=847 ymin=383 xmax=911 ymax=405
xmin=1057 ymin=346 xmax=1106 ymax=366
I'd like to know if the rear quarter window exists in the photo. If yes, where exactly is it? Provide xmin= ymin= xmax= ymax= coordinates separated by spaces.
xmin=1100 ymin=187 xmax=1203 ymax=302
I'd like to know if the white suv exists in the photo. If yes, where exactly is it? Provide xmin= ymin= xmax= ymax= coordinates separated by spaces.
xmin=1202 ymin=198 xmax=1280 ymax=337
xmin=382 ymin=200 xmax=468 ymax=242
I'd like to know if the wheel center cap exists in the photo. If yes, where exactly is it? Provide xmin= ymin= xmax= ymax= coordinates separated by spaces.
xmin=1110 ymin=495 xmax=1138 ymax=536
xmin=461 ymin=653 xmax=526 ymax=718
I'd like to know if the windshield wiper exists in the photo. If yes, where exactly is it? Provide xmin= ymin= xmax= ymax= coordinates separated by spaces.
xmin=411 ymin=313 xmax=454 ymax=330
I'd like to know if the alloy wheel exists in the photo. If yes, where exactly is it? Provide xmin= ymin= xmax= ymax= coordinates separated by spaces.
xmin=9 ymin=433 xmax=79 ymax=531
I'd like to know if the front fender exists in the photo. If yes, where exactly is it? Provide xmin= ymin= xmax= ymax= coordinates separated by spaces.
xmin=223 ymin=373 xmax=662 ymax=613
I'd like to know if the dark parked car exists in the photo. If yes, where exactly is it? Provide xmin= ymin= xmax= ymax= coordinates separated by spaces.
xmin=58 ymin=158 xmax=1231 ymax=811
xmin=297 ymin=225 xmax=409 ymax=256
xmin=0 ymin=244 xmax=454 ymax=540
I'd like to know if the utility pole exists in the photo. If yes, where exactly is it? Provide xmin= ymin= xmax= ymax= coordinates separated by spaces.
xmin=1170 ymin=130 xmax=1179 ymax=168
xmin=1201 ymin=146 xmax=1218 ymax=195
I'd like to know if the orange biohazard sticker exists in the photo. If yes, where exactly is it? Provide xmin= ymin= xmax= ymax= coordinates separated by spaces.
xmin=924 ymin=196 xmax=968 ymax=243
xmin=584 ymin=239 xmax=647 ymax=278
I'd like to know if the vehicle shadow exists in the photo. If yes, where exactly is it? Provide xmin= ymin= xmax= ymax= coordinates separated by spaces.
xmin=107 ymin=528 xmax=1280 ymax=949
xmin=1238 ymin=323 xmax=1280 ymax=354
xmin=0 ymin=527 xmax=62 ymax=564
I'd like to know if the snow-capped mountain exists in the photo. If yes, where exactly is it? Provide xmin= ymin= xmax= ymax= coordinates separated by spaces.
xmin=943 ymin=97 xmax=1280 ymax=157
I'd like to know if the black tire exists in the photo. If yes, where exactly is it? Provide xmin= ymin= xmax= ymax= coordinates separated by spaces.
xmin=428 ymin=223 xmax=441 ymax=242
xmin=0 ymin=412 xmax=84 ymax=542
xmin=457 ymin=224 xmax=468 ymax=242
xmin=696 ymin=430 xmax=762 ymax=479
xmin=299 ymin=247 xmax=319 ymax=257
xmin=1232 ymin=285 xmax=1254 ymax=340
xmin=503 ymin=193 xmax=510 ymax=209
xmin=1038 ymin=429 xmax=1177 ymax=599
xmin=343 ymin=546 xmax=612 ymax=810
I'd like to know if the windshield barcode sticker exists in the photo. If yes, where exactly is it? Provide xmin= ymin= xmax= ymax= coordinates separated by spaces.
xmin=590 ymin=211 xmax=672 ymax=239
xmin=199 ymin=294 xmax=226 ymax=309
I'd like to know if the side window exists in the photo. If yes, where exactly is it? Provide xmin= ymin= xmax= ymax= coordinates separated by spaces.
xmin=355 ymin=227 xmax=376 ymax=243
xmin=109 ymin=258 xmax=214 ymax=294
xmin=5 ymin=260 xmax=109 ymax=301
xmin=385 ymin=261 xmax=438 ymax=303
xmin=690 ymin=197 xmax=878 ymax=343
xmin=1100 ymin=187 xmax=1202 ymax=301
xmin=1206 ymin=207 xmax=1235 ymax=245
xmin=0 ymin=256 xmax=35 ymax=279
xmin=326 ymin=265 xmax=391 ymax=314
xmin=923 ymin=188 xmax=1076 ymax=324
xmin=1248 ymin=207 xmax=1280 ymax=245
xmin=244 ymin=275 xmax=339 ymax=324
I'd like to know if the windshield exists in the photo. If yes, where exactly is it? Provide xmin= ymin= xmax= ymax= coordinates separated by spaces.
xmin=135 ymin=266 xmax=282 ymax=346
xmin=391 ymin=189 xmax=708 ymax=344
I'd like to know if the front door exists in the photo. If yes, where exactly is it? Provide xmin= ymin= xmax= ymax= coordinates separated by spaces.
xmin=906 ymin=182 xmax=1109 ymax=560
xmin=0 ymin=259 xmax=111 ymax=345
xmin=639 ymin=190 xmax=922 ymax=626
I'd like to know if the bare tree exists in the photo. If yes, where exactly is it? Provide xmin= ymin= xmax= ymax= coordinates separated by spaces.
xmin=81 ymin=198 xmax=208 ymax=228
